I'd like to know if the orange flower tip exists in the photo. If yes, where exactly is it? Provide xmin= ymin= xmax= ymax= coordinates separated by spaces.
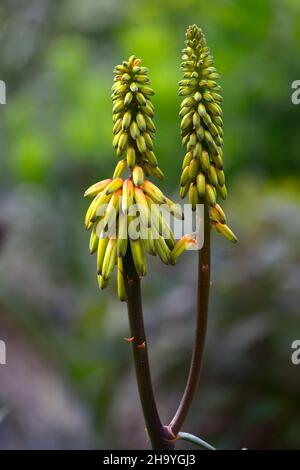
xmin=183 ymin=234 xmax=197 ymax=244
xmin=137 ymin=341 xmax=146 ymax=349
xmin=124 ymin=336 xmax=135 ymax=343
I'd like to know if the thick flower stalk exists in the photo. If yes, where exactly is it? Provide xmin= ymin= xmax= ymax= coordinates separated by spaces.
xmin=179 ymin=24 xmax=237 ymax=243
xmin=84 ymin=55 xmax=186 ymax=301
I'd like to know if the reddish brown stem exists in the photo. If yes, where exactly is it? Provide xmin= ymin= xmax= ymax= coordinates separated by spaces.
xmin=123 ymin=247 xmax=174 ymax=450
xmin=169 ymin=205 xmax=211 ymax=435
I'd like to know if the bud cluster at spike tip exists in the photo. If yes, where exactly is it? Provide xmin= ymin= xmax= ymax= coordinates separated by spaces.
xmin=111 ymin=55 xmax=164 ymax=182
xmin=84 ymin=56 xmax=194 ymax=301
xmin=179 ymin=25 xmax=237 ymax=243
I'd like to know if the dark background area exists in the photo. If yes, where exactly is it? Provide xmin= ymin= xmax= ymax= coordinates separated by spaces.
xmin=0 ymin=0 xmax=300 ymax=449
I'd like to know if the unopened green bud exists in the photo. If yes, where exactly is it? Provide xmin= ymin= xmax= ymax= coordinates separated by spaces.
xmin=150 ymin=166 xmax=164 ymax=180
xmin=207 ymin=102 xmax=222 ymax=116
xmin=208 ymin=164 xmax=218 ymax=187
xmin=194 ymin=91 xmax=202 ymax=102
xmin=113 ymin=119 xmax=122 ymax=134
xmin=188 ymin=158 xmax=199 ymax=181
xmin=113 ymin=100 xmax=125 ymax=114
xmin=213 ymin=221 xmax=237 ymax=243
xmin=205 ymin=183 xmax=216 ymax=206
xmin=196 ymin=172 xmax=206 ymax=197
xmin=136 ymin=135 xmax=147 ymax=154
xmin=207 ymin=72 xmax=220 ymax=80
xmin=124 ymin=91 xmax=133 ymax=106
xmin=122 ymin=111 xmax=131 ymax=130
xmin=133 ymin=165 xmax=144 ymax=186
xmin=126 ymin=146 xmax=136 ymax=169
xmin=200 ymin=150 xmax=210 ymax=172
xmin=198 ymin=102 xmax=206 ymax=117
xmin=113 ymin=159 xmax=127 ymax=178
xmin=113 ymin=132 xmax=121 ymax=149
xmin=121 ymin=73 xmax=131 ymax=81
xmin=193 ymin=112 xmax=201 ymax=128
xmin=196 ymin=126 xmax=205 ymax=141
xmin=210 ymin=204 xmax=226 ymax=224
xmin=136 ymin=112 xmax=146 ymax=131
xmin=143 ymin=132 xmax=153 ymax=150
xmin=212 ymin=92 xmax=223 ymax=102
xmin=212 ymin=152 xmax=223 ymax=169
xmin=143 ymin=103 xmax=154 ymax=117
xmin=189 ymin=183 xmax=198 ymax=211
xmin=193 ymin=142 xmax=202 ymax=158
xmin=130 ymin=121 xmax=140 ymax=139
xmin=136 ymin=92 xmax=147 ymax=106
xmin=182 ymin=151 xmax=193 ymax=169
xmin=218 ymin=184 xmax=227 ymax=200
xmin=145 ymin=150 xmax=157 ymax=167
xmin=217 ymin=169 xmax=225 ymax=186
xmin=179 ymin=106 xmax=192 ymax=118
xmin=181 ymin=97 xmax=194 ymax=107
xmin=130 ymin=82 xmax=138 ymax=92
xmin=180 ymin=182 xmax=189 ymax=199
xmin=144 ymin=115 xmax=156 ymax=133
xmin=180 ymin=166 xmax=190 ymax=186
xmin=138 ymin=85 xmax=154 ymax=96
xmin=135 ymin=74 xmax=149 ymax=84
xmin=118 ymin=132 xmax=128 ymax=152
xmin=188 ymin=133 xmax=197 ymax=149
xmin=181 ymin=112 xmax=193 ymax=131
xmin=207 ymin=122 xmax=219 ymax=139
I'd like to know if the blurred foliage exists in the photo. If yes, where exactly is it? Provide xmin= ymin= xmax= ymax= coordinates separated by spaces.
xmin=2 ymin=0 xmax=300 ymax=188
xmin=0 ymin=0 xmax=300 ymax=450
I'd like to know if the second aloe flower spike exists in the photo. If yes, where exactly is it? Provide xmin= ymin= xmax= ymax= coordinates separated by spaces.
xmin=179 ymin=25 xmax=237 ymax=243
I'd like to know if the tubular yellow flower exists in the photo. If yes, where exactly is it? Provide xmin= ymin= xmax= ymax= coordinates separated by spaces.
xmin=179 ymin=24 xmax=237 ymax=243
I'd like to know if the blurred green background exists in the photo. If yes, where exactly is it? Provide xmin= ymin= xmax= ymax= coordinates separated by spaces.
xmin=0 ymin=0 xmax=300 ymax=450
